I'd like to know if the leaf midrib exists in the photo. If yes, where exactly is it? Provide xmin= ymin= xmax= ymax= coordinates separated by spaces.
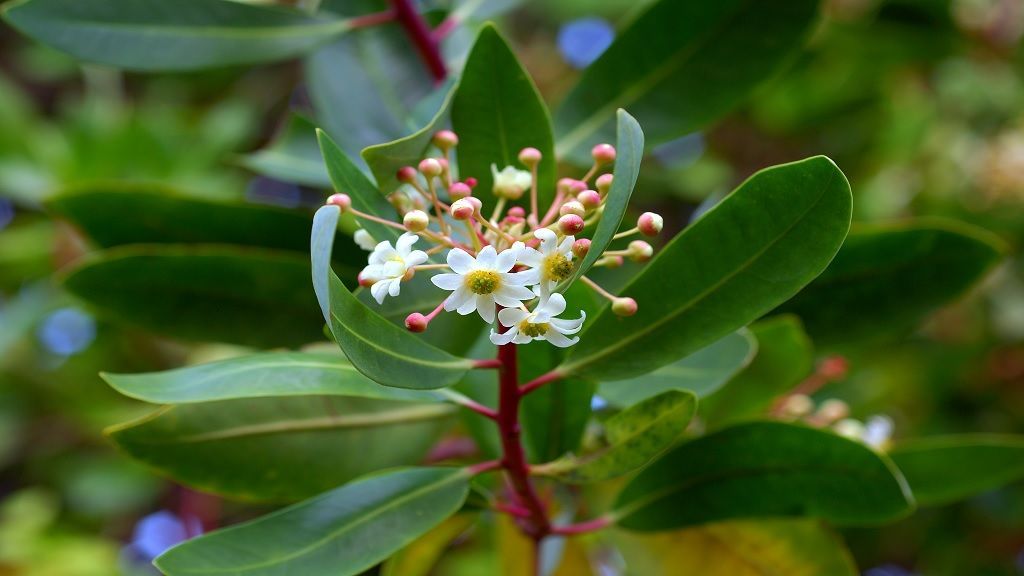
xmin=23 ymin=15 xmax=350 ymax=42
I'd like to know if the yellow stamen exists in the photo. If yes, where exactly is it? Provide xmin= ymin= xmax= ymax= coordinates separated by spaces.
xmin=519 ymin=320 xmax=549 ymax=338
xmin=465 ymin=270 xmax=501 ymax=295
xmin=543 ymin=254 xmax=574 ymax=282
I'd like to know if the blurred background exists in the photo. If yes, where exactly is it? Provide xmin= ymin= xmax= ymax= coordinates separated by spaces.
xmin=1 ymin=0 xmax=1023 ymax=574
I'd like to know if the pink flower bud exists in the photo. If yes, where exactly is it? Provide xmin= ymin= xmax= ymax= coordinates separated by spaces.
xmin=518 ymin=147 xmax=542 ymax=167
xmin=464 ymin=177 xmax=478 ymax=188
xmin=612 ymin=297 xmax=638 ymax=317
xmin=405 ymin=313 xmax=428 ymax=333
xmin=595 ymin=174 xmax=613 ymax=195
xmin=558 ymin=214 xmax=585 ymax=235
xmin=569 ymin=179 xmax=588 ymax=194
xmin=603 ymin=255 xmax=624 ymax=269
xmin=388 ymin=192 xmax=412 ymax=214
xmin=559 ymin=200 xmax=586 ymax=217
xmin=449 ymin=182 xmax=472 ymax=200
xmin=418 ymin=158 xmax=442 ymax=178
xmin=450 ymin=199 xmax=475 ymax=221
xmin=465 ymin=196 xmax=483 ymax=212
xmin=327 ymin=193 xmax=351 ymax=210
xmin=572 ymin=238 xmax=591 ymax=259
xmin=577 ymin=189 xmax=601 ymax=209
xmin=403 ymin=210 xmax=429 ymax=232
xmin=819 ymin=356 xmax=849 ymax=380
xmin=397 ymin=166 xmax=418 ymax=184
xmin=358 ymin=270 xmax=375 ymax=288
xmin=557 ymin=177 xmax=577 ymax=194
xmin=628 ymin=240 xmax=654 ymax=263
xmin=507 ymin=206 xmax=526 ymax=218
xmin=437 ymin=157 xmax=450 ymax=174
xmin=592 ymin=143 xmax=616 ymax=165
xmin=432 ymin=130 xmax=458 ymax=150
xmin=638 ymin=212 xmax=663 ymax=237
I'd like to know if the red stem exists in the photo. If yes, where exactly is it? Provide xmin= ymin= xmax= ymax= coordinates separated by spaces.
xmin=519 ymin=370 xmax=563 ymax=396
xmin=473 ymin=358 xmax=502 ymax=369
xmin=550 ymin=516 xmax=611 ymax=536
xmin=348 ymin=9 xmax=397 ymax=29
xmin=389 ymin=0 xmax=447 ymax=83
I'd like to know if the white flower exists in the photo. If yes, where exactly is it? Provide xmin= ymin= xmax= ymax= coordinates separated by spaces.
xmin=490 ymin=292 xmax=585 ymax=348
xmin=362 ymin=233 xmax=428 ymax=305
xmin=517 ymin=228 xmax=575 ymax=296
xmin=430 ymin=244 xmax=534 ymax=323
xmin=353 ymin=229 xmax=376 ymax=251
xmin=491 ymin=164 xmax=532 ymax=200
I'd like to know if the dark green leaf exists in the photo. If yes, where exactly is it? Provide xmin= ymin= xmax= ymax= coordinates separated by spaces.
xmin=889 ymin=435 xmax=1024 ymax=507
xmin=108 ymin=396 xmax=454 ymax=502
xmin=520 ymin=344 xmax=595 ymax=462
xmin=155 ymin=467 xmax=469 ymax=574
xmin=318 ymin=129 xmax=400 ymax=242
xmin=237 ymin=114 xmax=331 ymax=187
xmin=615 ymin=421 xmax=914 ymax=530
xmin=62 ymin=245 xmax=329 ymax=348
xmin=541 ymin=390 xmax=696 ymax=484
xmin=554 ymin=0 xmax=820 ymax=158
xmin=774 ymin=221 xmax=1005 ymax=350
xmin=2 ymin=0 xmax=351 ymax=71
xmin=312 ymin=205 xmax=473 ymax=389
xmin=560 ymin=156 xmax=852 ymax=381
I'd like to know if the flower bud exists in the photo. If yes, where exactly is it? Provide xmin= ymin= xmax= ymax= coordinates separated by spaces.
xmin=405 ymin=312 xmax=428 ymax=333
xmin=572 ymin=238 xmax=591 ymax=259
xmin=780 ymin=394 xmax=814 ymax=418
xmin=465 ymin=196 xmax=483 ymax=213
xmin=449 ymin=182 xmax=472 ymax=200
xmin=397 ymin=166 xmax=418 ymax=184
xmin=569 ymin=179 xmax=588 ymax=194
xmin=557 ymin=177 xmax=577 ymax=194
xmin=507 ymin=206 xmax=526 ymax=218
xmin=628 ymin=240 xmax=654 ymax=263
xmin=612 ymin=297 xmax=638 ymax=317
xmin=834 ymin=419 xmax=866 ymax=440
xmin=357 ymin=270 xmax=376 ymax=288
xmin=577 ymin=189 xmax=601 ymax=210
xmin=419 ymin=158 xmax=443 ymax=178
xmin=518 ymin=147 xmax=542 ymax=167
xmin=450 ymin=199 xmax=475 ymax=221
xmin=596 ymin=174 xmax=613 ymax=195
xmin=558 ymin=214 xmax=585 ymax=235
xmin=816 ymin=399 xmax=849 ymax=424
xmin=638 ymin=212 xmax=663 ymax=237
xmin=492 ymin=165 xmax=531 ymax=200
xmin=388 ymin=192 xmax=412 ymax=214
xmin=559 ymin=200 xmax=586 ymax=217
xmin=432 ymin=130 xmax=458 ymax=150
xmin=464 ymin=177 xmax=478 ymax=188
xmin=403 ymin=210 xmax=430 ymax=232
xmin=327 ymin=193 xmax=351 ymax=210
xmin=592 ymin=143 xmax=616 ymax=165
xmin=819 ymin=356 xmax=849 ymax=381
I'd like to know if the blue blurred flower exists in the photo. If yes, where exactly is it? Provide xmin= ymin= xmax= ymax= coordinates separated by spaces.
xmin=0 ymin=199 xmax=13 ymax=231
xmin=590 ymin=395 xmax=608 ymax=411
xmin=864 ymin=564 xmax=918 ymax=576
xmin=558 ymin=18 xmax=615 ymax=69
xmin=36 ymin=307 xmax=96 ymax=357
xmin=130 ymin=510 xmax=202 ymax=561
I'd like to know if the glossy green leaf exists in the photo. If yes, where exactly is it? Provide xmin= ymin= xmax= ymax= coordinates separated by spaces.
xmin=554 ymin=0 xmax=820 ymax=157
xmin=62 ymin=245 xmax=328 ymax=348
xmin=312 ymin=204 xmax=473 ymax=389
xmin=560 ymin=156 xmax=852 ymax=381
xmin=563 ymin=110 xmax=644 ymax=288
xmin=520 ymin=344 xmax=596 ymax=462
xmin=1 ymin=0 xmax=351 ymax=71
xmin=237 ymin=114 xmax=331 ymax=187
xmin=318 ymin=129 xmax=402 ymax=242
xmin=542 ymin=390 xmax=696 ymax=484
xmin=614 ymin=421 xmax=914 ymax=530
xmin=597 ymin=330 xmax=755 ymax=407
xmin=702 ymin=316 xmax=814 ymax=427
xmin=451 ymin=25 xmax=556 ymax=210
xmin=102 ymin=352 xmax=448 ymax=405
xmin=889 ymin=435 xmax=1024 ymax=507
xmin=155 ymin=467 xmax=470 ymax=574
xmin=775 ymin=221 xmax=1005 ymax=349
xmin=108 ymin=396 xmax=454 ymax=502
xmin=614 ymin=518 xmax=857 ymax=576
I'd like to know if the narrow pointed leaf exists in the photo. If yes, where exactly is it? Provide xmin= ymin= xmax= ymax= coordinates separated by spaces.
xmin=560 ymin=156 xmax=852 ymax=381
xmin=615 ymin=422 xmax=914 ymax=530
xmin=1 ymin=0 xmax=352 ymax=71
xmin=312 ymin=204 xmax=473 ymax=389
xmin=318 ymin=129 xmax=401 ymax=242
xmin=237 ymin=114 xmax=331 ymax=187
xmin=155 ymin=467 xmax=470 ymax=574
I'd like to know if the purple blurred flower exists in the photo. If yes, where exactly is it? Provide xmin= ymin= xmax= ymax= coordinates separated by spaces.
xmin=558 ymin=18 xmax=615 ymax=69
xmin=36 ymin=307 xmax=95 ymax=357
xmin=130 ymin=510 xmax=202 ymax=561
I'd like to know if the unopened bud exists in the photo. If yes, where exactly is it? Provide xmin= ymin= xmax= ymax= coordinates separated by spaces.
xmin=405 ymin=313 xmax=428 ymax=333
xmin=592 ymin=143 xmax=616 ymax=165
xmin=357 ymin=270 xmax=376 ymax=288
xmin=388 ymin=192 xmax=412 ymax=214
xmin=557 ymin=177 xmax=577 ymax=194
xmin=450 ymin=199 xmax=475 ymax=221
xmin=327 ymin=193 xmax=351 ymax=210
xmin=437 ymin=157 xmax=450 ymax=175
xmin=560 ymin=200 xmax=586 ymax=217
xmin=834 ymin=419 xmax=866 ymax=440
xmin=432 ymin=130 xmax=458 ymax=150
xmin=572 ymin=238 xmax=591 ymax=259
xmin=518 ymin=147 xmax=542 ymax=167
xmin=596 ymin=174 xmax=613 ymax=195
xmin=419 ymin=158 xmax=443 ymax=178
xmin=507 ymin=206 xmax=526 ymax=218
xmin=464 ymin=177 xmax=478 ymax=188
xmin=465 ymin=196 xmax=483 ymax=213
xmin=449 ymin=182 xmax=472 ymax=200
xmin=612 ymin=297 xmax=638 ymax=317
xmin=816 ymin=399 xmax=849 ymax=424
xmin=397 ymin=166 xmax=418 ymax=184
xmin=628 ymin=240 xmax=654 ymax=263
xmin=638 ymin=212 xmax=663 ymax=237
xmin=403 ymin=210 xmax=430 ymax=232
xmin=819 ymin=356 xmax=849 ymax=381
xmin=558 ymin=214 xmax=585 ymax=235
xmin=577 ymin=189 xmax=602 ymax=210
xmin=780 ymin=394 xmax=814 ymax=418
xmin=569 ymin=180 xmax=587 ymax=194
xmin=601 ymin=255 xmax=624 ymax=268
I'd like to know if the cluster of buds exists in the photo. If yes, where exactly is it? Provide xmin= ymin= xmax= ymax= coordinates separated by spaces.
xmin=326 ymin=130 xmax=664 ymax=348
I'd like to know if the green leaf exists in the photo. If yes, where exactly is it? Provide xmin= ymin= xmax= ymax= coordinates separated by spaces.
xmin=155 ymin=467 xmax=470 ymax=574
xmin=62 ymin=245 xmax=328 ymax=348
xmin=554 ymin=0 xmax=821 ymax=158
xmin=520 ymin=345 xmax=595 ymax=462
xmin=889 ymin=435 xmax=1024 ymax=507
xmin=318 ymin=129 xmax=400 ymax=242
xmin=774 ymin=220 xmax=1005 ymax=350
xmin=237 ymin=114 xmax=331 ymax=187
xmin=560 ymin=156 xmax=852 ymax=381
xmin=381 ymin=514 xmax=477 ymax=576
xmin=597 ymin=330 xmax=755 ymax=408
xmin=451 ymin=24 xmax=556 ymax=210
xmin=108 ymin=397 xmax=454 ymax=502
xmin=562 ymin=109 xmax=644 ymax=289
xmin=614 ymin=421 xmax=914 ymax=530
xmin=312 ymin=204 xmax=473 ymax=389
xmin=102 ymin=352 xmax=449 ymax=404
xmin=702 ymin=316 xmax=814 ymax=427
xmin=541 ymin=390 xmax=696 ymax=484
xmin=1 ymin=0 xmax=352 ymax=71
xmin=613 ymin=518 xmax=858 ymax=576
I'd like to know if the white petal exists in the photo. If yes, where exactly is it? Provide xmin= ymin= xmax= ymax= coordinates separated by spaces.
xmin=558 ymin=235 xmax=575 ymax=256
xmin=476 ymin=295 xmax=495 ymax=323
xmin=405 ymin=250 xmax=429 ymax=267
xmin=431 ymin=273 xmax=463 ymax=290
xmin=477 ymin=245 xmax=497 ymax=269
xmin=396 ymin=233 xmax=419 ymax=255
xmin=489 ymin=328 xmax=518 ymax=346
xmin=493 ymin=290 xmax=528 ymax=308
xmin=447 ymin=248 xmax=475 ymax=274
xmin=369 ymin=241 xmax=395 ymax=265
xmin=544 ymin=330 xmax=578 ymax=348
xmin=498 ymin=307 xmax=529 ymax=327
xmin=456 ymin=292 xmax=479 ymax=315
xmin=517 ymin=248 xmax=544 ymax=267
xmin=541 ymin=293 xmax=567 ymax=317
xmin=388 ymin=278 xmax=402 ymax=298
xmin=382 ymin=261 xmax=405 ymax=278
xmin=513 ymin=332 xmax=534 ymax=344
xmin=496 ymin=283 xmax=535 ymax=302
xmin=502 ymin=270 xmax=537 ymax=287
xmin=550 ymin=311 xmax=586 ymax=335
xmin=370 ymin=280 xmax=390 ymax=304
xmin=534 ymin=228 xmax=556 ymax=253
xmin=354 ymin=229 xmax=376 ymax=251
xmin=446 ymin=286 xmax=473 ymax=312
xmin=495 ymin=245 xmax=519 ymax=272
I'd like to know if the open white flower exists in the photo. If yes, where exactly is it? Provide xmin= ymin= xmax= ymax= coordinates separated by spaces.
xmin=431 ymin=244 xmax=533 ymax=323
xmin=517 ymin=228 xmax=575 ymax=296
xmin=491 ymin=164 xmax=532 ymax=200
xmin=490 ymin=292 xmax=585 ymax=348
xmin=362 ymin=233 xmax=428 ymax=305
xmin=353 ymin=229 xmax=377 ymax=251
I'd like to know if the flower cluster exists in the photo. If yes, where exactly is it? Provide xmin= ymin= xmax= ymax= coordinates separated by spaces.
xmin=326 ymin=130 xmax=664 ymax=348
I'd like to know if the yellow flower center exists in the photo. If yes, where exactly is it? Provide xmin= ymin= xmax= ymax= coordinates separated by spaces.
xmin=519 ymin=320 xmax=549 ymax=338
xmin=465 ymin=270 xmax=501 ymax=295
xmin=543 ymin=253 xmax=574 ymax=282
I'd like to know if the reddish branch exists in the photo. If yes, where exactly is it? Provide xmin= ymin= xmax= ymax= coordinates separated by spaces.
xmin=389 ymin=0 xmax=448 ymax=82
